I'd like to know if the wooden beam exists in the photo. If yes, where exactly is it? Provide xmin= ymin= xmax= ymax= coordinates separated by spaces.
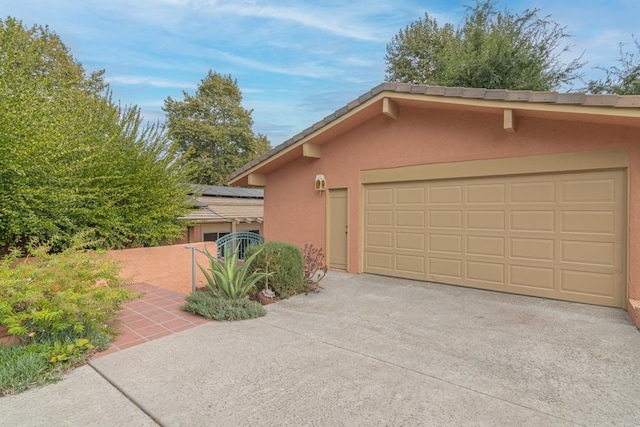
xmin=302 ymin=142 xmax=322 ymax=159
xmin=504 ymin=108 xmax=515 ymax=132
xmin=247 ymin=173 xmax=266 ymax=186
xmin=383 ymin=97 xmax=399 ymax=120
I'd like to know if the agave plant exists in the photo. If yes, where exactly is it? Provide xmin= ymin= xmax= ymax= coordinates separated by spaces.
xmin=199 ymin=245 xmax=272 ymax=299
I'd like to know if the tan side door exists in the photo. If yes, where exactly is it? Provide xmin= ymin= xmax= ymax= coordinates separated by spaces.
xmin=328 ymin=188 xmax=348 ymax=269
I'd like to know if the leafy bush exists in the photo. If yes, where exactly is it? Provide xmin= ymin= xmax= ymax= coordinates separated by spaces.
xmin=182 ymin=292 xmax=266 ymax=321
xmin=198 ymin=246 xmax=272 ymax=299
xmin=0 ymin=247 xmax=135 ymax=342
xmin=0 ymin=18 xmax=193 ymax=254
xmin=244 ymin=242 xmax=305 ymax=299
xmin=0 ymin=244 xmax=136 ymax=395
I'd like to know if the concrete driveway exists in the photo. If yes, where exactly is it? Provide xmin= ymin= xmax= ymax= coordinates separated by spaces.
xmin=2 ymin=272 xmax=639 ymax=426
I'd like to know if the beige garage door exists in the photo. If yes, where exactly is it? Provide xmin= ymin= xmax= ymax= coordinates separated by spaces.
xmin=363 ymin=170 xmax=626 ymax=307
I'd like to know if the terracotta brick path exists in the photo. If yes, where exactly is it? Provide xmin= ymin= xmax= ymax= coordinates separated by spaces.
xmin=93 ymin=283 xmax=208 ymax=358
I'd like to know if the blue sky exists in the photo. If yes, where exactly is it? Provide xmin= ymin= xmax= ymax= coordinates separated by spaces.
xmin=4 ymin=0 xmax=639 ymax=145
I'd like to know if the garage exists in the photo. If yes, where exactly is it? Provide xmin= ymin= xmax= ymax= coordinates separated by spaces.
xmin=229 ymin=82 xmax=640 ymax=325
xmin=364 ymin=168 xmax=626 ymax=308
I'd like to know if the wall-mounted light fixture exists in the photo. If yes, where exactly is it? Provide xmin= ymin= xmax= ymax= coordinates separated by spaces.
xmin=315 ymin=174 xmax=327 ymax=193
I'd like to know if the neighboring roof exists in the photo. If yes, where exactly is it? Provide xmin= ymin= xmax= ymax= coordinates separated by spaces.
xmin=228 ymin=82 xmax=640 ymax=186
xmin=192 ymin=184 xmax=264 ymax=199
xmin=180 ymin=195 xmax=263 ymax=224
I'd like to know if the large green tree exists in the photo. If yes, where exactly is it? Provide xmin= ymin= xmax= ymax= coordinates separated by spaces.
xmin=0 ymin=17 xmax=192 ymax=252
xmin=587 ymin=36 xmax=640 ymax=95
xmin=163 ymin=71 xmax=271 ymax=185
xmin=385 ymin=0 xmax=583 ymax=91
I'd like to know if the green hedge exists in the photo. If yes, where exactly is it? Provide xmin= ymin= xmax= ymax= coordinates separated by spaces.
xmin=244 ymin=242 xmax=305 ymax=298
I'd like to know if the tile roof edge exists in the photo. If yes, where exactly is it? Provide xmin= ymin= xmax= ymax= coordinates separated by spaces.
xmin=228 ymin=83 xmax=640 ymax=181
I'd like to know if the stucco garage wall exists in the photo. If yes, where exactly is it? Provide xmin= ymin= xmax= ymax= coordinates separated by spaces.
xmin=264 ymin=106 xmax=640 ymax=309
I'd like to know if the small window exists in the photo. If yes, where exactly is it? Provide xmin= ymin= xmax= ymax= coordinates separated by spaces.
xmin=203 ymin=232 xmax=229 ymax=242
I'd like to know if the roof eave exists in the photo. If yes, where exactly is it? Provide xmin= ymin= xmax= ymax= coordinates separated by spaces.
xmin=227 ymin=84 xmax=640 ymax=187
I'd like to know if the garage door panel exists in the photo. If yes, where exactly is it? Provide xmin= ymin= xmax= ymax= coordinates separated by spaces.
xmin=396 ymin=232 xmax=425 ymax=251
xmin=562 ymin=178 xmax=615 ymax=203
xmin=511 ymin=181 xmax=556 ymax=204
xmin=510 ymin=237 xmax=555 ymax=261
xmin=364 ymin=169 xmax=626 ymax=308
xmin=429 ymin=257 xmax=462 ymax=279
xmin=467 ymin=183 xmax=505 ymax=204
xmin=396 ymin=254 xmax=425 ymax=274
xmin=510 ymin=265 xmax=555 ymax=290
xmin=396 ymin=210 xmax=424 ymax=227
xmin=366 ymin=231 xmax=393 ymax=249
xmin=560 ymin=270 xmax=615 ymax=298
xmin=365 ymin=252 xmax=393 ymax=272
xmin=429 ymin=211 xmax=463 ymax=229
xmin=429 ymin=185 xmax=463 ymax=204
xmin=511 ymin=210 xmax=555 ymax=232
xmin=367 ymin=188 xmax=393 ymax=205
xmin=367 ymin=211 xmax=393 ymax=226
xmin=467 ymin=235 xmax=504 ymax=257
xmin=466 ymin=261 xmax=505 ymax=284
xmin=561 ymin=211 xmax=615 ymax=234
xmin=467 ymin=210 xmax=505 ymax=231
xmin=429 ymin=234 xmax=462 ymax=254
xmin=561 ymin=241 xmax=615 ymax=266
xmin=397 ymin=187 xmax=425 ymax=204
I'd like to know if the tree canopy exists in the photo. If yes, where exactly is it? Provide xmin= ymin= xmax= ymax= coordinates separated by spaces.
xmin=163 ymin=71 xmax=271 ymax=185
xmin=587 ymin=36 xmax=640 ymax=95
xmin=384 ymin=0 xmax=583 ymax=91
xmin=0 ymin=17 xmax=192 ymax=252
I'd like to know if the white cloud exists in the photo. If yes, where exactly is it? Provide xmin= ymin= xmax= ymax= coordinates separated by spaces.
xmin=204 ymin=48 xmax=340 ymax=79
xmin=191 ymin=0 xmax=390 ymax=42
xmin=106 ymin=75 xmax=197 ymax=89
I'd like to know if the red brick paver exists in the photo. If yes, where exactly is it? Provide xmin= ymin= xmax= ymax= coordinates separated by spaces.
xmin=93 ymin=283 xmax=208 ymax=358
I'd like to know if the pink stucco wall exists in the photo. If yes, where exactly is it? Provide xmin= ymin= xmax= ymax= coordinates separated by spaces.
xmin=104 ymin=242 xmax=216 ymax=294
xmin=263 ymin=105 xmax=640 ymax=319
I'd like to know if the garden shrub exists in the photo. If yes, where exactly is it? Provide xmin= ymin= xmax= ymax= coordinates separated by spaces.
xmin=244 ymin=242 xmax=305 ymax=298
xmin=301 ymin=242 xmax=328 ymax=293
xmin=198 ymin=245 xmax=272 ymax=299
xmin=0 ymin=247 xmax=135 ymax=344
xmin=0 ymin=244 xmax=137 ymax=395
xmin=182 ymin=292 xmax=266 ymax=321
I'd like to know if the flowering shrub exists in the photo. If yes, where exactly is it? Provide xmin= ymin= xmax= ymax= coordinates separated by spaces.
xmin=301 ymin=243 xmax=328 ymax=292
xmin=0 ymin=246 xmax=135 ymax=343
xmin=0 ymin=244 xmax=137 ymax=395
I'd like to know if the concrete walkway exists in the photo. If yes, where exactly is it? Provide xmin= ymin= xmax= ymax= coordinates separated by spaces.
xmin=1 ymin=272 xmax=639 ymax=426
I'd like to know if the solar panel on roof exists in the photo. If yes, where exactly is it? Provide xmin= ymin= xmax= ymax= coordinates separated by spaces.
xmin=190 ymin=184 xmax=263 ymax=198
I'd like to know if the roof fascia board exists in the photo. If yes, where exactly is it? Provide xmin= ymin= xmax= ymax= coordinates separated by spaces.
xmin=389 ymin=92 xmax=640 ymax=119
xmin=229 ymin=89 xmax=640 ymax=185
